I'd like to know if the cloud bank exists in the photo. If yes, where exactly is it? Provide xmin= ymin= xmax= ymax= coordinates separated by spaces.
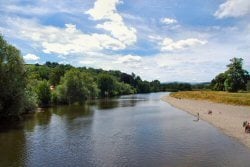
xmin=214 ymin=0 xmax=250 ymax=18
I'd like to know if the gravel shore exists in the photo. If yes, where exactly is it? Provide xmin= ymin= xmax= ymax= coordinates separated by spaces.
xmin=162 ymin=95 xmax=250 ymax=148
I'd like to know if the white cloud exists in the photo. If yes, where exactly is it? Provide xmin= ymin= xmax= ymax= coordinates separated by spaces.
xmin=116 ymin=55 xmax=142 ymax=64
xmin=148 ymin=35 xmax=163 ymax=41
xmin=161 ymin=17 xmax=177 ymax=25
xmin=23 ymin=53 xmax=40 ymax=61
xmin=79 ymin=60 xmax=95 ymax=65
xmin=160 ymin=38 xmax=207 ymax=51
xmin=214 ymin=0 xmax=250 ymax=18
xmin=3 ymin=18 xmax=129 ymax=55
xmin=0 ymin=0 xmax=137 ymax=56
xmin=86 ymin=0 xmax=137 ymax=46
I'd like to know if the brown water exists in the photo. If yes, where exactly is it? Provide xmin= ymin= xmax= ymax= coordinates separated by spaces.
xmin=1 ymin=92 xmax=250 ymax=167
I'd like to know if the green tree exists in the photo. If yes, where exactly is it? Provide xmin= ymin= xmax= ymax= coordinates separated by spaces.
xmin=211 ymin=73 xmax=226 ymax=91
xmin=49 ymin=66 xmax=65 ymax=86
xmin=36 ymin=80 xmax=51 ymax=106
xmin=23 ymin=87 xmax=37 ymax=112
xmin=224 ymin=58 xmax=249 ymax=92
xmin=57 ymin=69 xmax=98 ymax=104
xmin=0 ymin=35 xmax=26 ymax=119
xmin=211 ymin=58 xmax=249 ymax=92
xmin=247 ymin=80 xmax=250 ymax=92
xmin=117 ymin=82 xmax=135 ymax=95
xmin=137 ymin=80 xmax=151 ymax=93
xmin=150 ymin=80 xmax=161 ymax=92
xmin=98 ymin=74 xmax=117 ymax=97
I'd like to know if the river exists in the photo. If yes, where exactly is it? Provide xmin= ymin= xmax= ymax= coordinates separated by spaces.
xmin=1 ymin=92 xmax=250 ymax=167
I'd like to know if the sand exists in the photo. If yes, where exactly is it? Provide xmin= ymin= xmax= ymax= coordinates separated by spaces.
xmin=162 ymin=95 xmax=250 ymax=148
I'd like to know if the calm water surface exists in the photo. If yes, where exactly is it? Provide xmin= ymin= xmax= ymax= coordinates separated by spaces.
xmin=1 ymin=92 xmax=250 ymax=167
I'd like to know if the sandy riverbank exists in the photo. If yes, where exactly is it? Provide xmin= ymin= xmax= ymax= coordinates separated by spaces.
xmin=162 ymin=95 xmax=250 ymax=148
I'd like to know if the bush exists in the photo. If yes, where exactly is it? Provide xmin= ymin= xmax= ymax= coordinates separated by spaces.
xmin=36 ymin=80 xmax=51 ymax=107
xmin=23 ymin=89 xmax=37 ymax=113
xmin=0 ymin=35 xmax=26 ymax=119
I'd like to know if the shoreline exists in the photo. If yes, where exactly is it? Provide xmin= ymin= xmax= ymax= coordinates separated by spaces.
xmin=162 ymin=95 xmax=250 ymax=149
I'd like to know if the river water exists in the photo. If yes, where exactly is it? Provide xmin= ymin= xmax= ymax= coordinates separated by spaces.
xmin=1 ymin=92 xmax=250 ymax=167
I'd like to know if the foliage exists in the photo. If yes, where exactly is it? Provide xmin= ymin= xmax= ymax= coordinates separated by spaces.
xmin=247 ymin=80 xmax=250 ymax=92
xmin=0 ymin=36 xmax=166 ymax=119
xmin=211 ymin=73 xmax=226 ymax=91
xmin=224 ymin=58 xmax=249 ymax=92
xmin=161 ymin=82 xmax=192 ymax=92
xmin=150 ymin=80 xmax=161 ymax=92
xmin=98 ymin=74 xmax=117 ymax=97
xmin=117 ymin=82 xmax=136 ymax=95
xmin=211 ymin=58 xmax=249 ymax=92
xmin=23 ymin=88 xmax=37 ymax=112
xmin=56 ymin=69 xmax=99 ymax=104
xmin=191 ymin=82 xmax=211 ymax=90
xmin=0 ymin=35 xmax=26 ymax=119
xmin=49 ymin=66 xmax=65 ymax=86
xmin=35 ymin=80 xmax=51 ymax=107
xmin=137 ymin=80 xmax=151 ymax=93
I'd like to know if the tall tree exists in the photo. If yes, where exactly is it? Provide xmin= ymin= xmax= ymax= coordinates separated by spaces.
xmin=211 ymin=58 xmax=249 ymax=92
xmin=36 ymin=80 xmax=51 ymax=107
xmin=58 ymin=69 xmax=99 ymax=104
xmin=49 ymin=66 xmax=65 ymax=86
xmin=98 ymin=74 xmax=117 ymax=97
xmin=224 ymin=58 xmax=249 ymax=92
xmin=211 ymin=73 xmax=226 ymax=91
xmin=0 ymin=36 xmax=26 ymax=119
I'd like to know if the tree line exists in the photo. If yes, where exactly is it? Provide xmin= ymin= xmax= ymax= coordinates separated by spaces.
xmin=1 ymin=36 xmax=167 ymax=120
xmin=4 ymin=35 xmax=247 ymax=121
xmin=25 ymin=62 xmax=163 ymax=106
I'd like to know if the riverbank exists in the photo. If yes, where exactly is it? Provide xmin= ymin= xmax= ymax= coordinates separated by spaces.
xmin=162 ymin=95 xmax=250 ymax=148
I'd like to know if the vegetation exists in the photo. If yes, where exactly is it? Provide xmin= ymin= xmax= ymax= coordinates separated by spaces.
xmin=161 ymin=82 xmax=192 ymax=92
xmin=170 ymin=91 xmax=250 ymax=106
xmin=247 ymin=80 xmax=250 ymax=92
xmin=2 ymin=33 xmax=249 ymax=120
xmin=0 ymin=36 xmax=26 ymax=120
xmin=0 ymin=36 xmax=165 ymax=120
xmin=211 ymin=58 xmax=249 ymax=92
xmin=56 ymin=69 xmax=99 ymax=104
xmin=35 ymin=80 xmax=51 ymax=107
xmin=170 ymin=58 xmax=249 ymax=106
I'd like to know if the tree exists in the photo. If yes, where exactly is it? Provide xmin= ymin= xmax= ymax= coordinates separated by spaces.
xmin=49 ymin=66 xmax=65 ymax=86
xmin=98 ymin=74 xmax=117 ymax=97
xmin=150 ymin=80 xmax=161 ymax=92
xmin=211 ymin=73 xmax=226 ymax=91
xmin=247 ymin=80 xmax=250 ymax=92
xmin=211 ymin=58 xmax=249 ymax=92
xmin=36 ymin=80 xmax=51 ymax=107
xmin=137 ymin=80 xmax=151 ymax=93
xmin=224 ymin=58 xmax=249 ymax=92
xmin=0 ymin=35 xmax=26 ymax=119
xmin=117 ymin=82 xmax=136 ymax=95
xmin=57 ymin=69 xmax=99 ymax=104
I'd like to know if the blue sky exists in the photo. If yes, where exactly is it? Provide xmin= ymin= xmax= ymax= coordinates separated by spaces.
xmin=0 ymin=0 xmax=250 ymax=82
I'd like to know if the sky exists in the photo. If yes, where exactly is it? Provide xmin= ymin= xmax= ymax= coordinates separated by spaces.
xmin=0 ymin=0 xmax=250 ymax=82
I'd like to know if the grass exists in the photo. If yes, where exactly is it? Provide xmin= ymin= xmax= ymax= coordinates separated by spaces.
xmin=170 ymin=91 xmax=250 ymax=106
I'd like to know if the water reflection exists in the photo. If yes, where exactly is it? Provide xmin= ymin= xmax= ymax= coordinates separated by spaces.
xmin=0 ymin=128 xmax=26 ymax=167
xmin=96 ymin=99 xmax=119 ymax=110
xmin=51 ymin=104 xmax=94 ymax=119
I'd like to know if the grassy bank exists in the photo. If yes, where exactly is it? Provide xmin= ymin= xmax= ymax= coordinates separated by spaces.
xmin=170 ymin=91 xmax=250 ymax=106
